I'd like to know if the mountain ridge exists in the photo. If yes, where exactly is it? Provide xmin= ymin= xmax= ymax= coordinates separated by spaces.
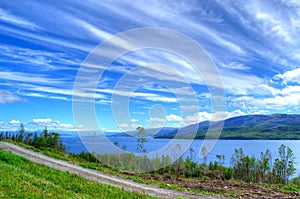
xmin=154 ymin=114 xmax=300 ymax=140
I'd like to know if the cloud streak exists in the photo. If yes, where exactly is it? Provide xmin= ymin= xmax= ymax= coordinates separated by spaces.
xmin=0 ymin=90 xmax=26 ymax=104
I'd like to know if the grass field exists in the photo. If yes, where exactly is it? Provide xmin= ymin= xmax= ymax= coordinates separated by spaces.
xmin=0 ymin=150 xmax=156 ymax=199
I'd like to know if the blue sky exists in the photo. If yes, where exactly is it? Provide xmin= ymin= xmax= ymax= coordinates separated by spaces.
xmin=1 ymin=0 xmax=300 ymax=132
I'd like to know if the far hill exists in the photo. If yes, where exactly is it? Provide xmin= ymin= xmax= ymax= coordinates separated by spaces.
xmin=122 ymin=127 xmax=178 ymax=138
xmin=154 ymin=114 xmax=300 ymax=140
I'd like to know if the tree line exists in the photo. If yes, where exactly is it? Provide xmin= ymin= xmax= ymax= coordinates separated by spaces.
xmin=0 ymin=124 xmax=65 ymax=152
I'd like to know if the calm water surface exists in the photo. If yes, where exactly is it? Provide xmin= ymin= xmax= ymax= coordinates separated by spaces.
xmin=61 ymin=135 xmax=300 ymax=171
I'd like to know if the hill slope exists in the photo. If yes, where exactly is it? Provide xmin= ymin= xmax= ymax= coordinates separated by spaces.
xmin=0 ymin=150 xmax=155 ymax=198
xmin=154 ymin=114 xmax=300 ymax=140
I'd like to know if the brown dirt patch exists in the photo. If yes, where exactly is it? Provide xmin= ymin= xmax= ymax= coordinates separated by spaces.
xmin=140 ymin=174 xmax=300 ymax=198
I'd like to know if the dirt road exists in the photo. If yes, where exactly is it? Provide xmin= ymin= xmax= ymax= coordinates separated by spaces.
xmin=0 ymin=142 xmax=223 ymax=199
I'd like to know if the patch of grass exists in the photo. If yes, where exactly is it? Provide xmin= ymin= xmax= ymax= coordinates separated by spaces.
xmin=0 ymin=150 xmax=156 ymax=198
xmin=266 ymin=183 xmax=300 ymax=192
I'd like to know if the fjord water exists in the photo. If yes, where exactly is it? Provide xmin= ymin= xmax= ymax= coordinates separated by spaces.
xmin=62 ymin=135 xmax=300 ymax=171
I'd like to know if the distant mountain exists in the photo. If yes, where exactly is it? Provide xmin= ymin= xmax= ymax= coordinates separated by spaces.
xmin=106 ymin=132 xmax=133 ymax=137
xmin=223 ymin=114 xmax=300 ymax=127
xmin=125 ymin=127 xmax=178 ymax=137
xmin=154 ymin=114 xmax=300 ymax=140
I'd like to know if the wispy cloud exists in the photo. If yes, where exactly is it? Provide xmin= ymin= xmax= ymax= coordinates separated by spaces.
xmin=99 ymin=88 xmax=178 ymax=103
xmin=0 ymin=8 xmax=39 ymax=30
xmin=0 ymin=90 xmax=26 ymax=104
xmin=0 ymin=71 xmax=68 ymax=86
xmin=221 ymin=62 xmax=251 ymax=71
xmin=0 ymin=45 xmax=81 ymax=71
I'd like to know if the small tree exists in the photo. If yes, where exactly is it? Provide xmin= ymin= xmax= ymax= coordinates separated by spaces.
xmin=18 ymin=123 xmax=25 ymax=142
xmin=258 ymin=149 xmax=272 ymax=183
xmin=136 ymin=126 xmax=147 ymax=172
xmin=231 ymin=148 xmax=245 ymax=180
xmin=0 ymin=132 xmax=4 ymax=141
xmin=216 ymin=154 xmax=225 ymax=167
xmin=274 ymin=144 xmax=296 ymax=184
xmin=114 ymin=141 xmax=120 ymax=148
xmin=136 ymin=126 xmax=147 ymax=154
xmin=201 ymin=146 xmax=209 ymax=165
xmin=24 ymin=133 xmax=33 ymax=145
xmin=173 ymin=144 xmax=185 ymax=179
xmin=189 ymin=147 xmax=195 ymax=162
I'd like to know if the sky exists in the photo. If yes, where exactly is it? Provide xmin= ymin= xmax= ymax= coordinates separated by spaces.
xmin=1 ymin=0 xmax=300 ymax=132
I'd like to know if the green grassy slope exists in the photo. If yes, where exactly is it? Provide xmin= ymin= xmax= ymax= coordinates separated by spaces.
xmin=0 ymin=150 xmax=156 ymax=199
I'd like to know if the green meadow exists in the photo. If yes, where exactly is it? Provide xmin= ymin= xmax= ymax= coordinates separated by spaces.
xmin=0 ymin=150 xmax=156 ymax=199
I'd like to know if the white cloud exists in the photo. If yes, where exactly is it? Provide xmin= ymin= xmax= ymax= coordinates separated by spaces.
xmin=166 ymin=114 xmax=182 ymax=121
xmin=222 ymin=62 xmax=251 ymax=71
xmin=0 ymin=71 xmax=67 ymax=86
xmin=99 ymin=88 xmax=178 ymax=103
xmin=32 ymin=118 xmax=53 ymax=124
xmin=0 ymin=45 xmax=80 ymax=70
xmin=13 ymin=82 xmax=106 ymax=101
xmin=182 ymin=112 xmax=211 ymax=126
xmin=226 ymin=110 xmax=247 ymax=118
xmin=96 ymin=99 xmax=112 ymax=105
xmin=0 ymin=90 xmax=25 ymax=104
xmin=274 ymin=68 xmax=300 ymax=84
xmin=230 ymin=85 xmax=300 ymax=111
xmin=181 ymin=105 xmax=201 ymax=111
xmin=149 ymin=114 xmax=182 ymax=123
xmin=0 ymin=8 xmax=39 ymax=30
xmin=9 ymin=119 xmax=20 ymax=124
xmin=253 ymin=5 xmax=293 ymax=43
xmin=74 ymin=19 xmax=112 ymax=40
xmin=19 ymin=92 xmax=70 ymax=101
xmin=231 ymin=96 xmax=258 ymax=110
xmin=150 ymin=117 xmax=166 ymax=122
xmin=148 ymin=114 xmax=182 ymax=128
xmin=0 ymin=118 xmax=75 ymax=131
xmin=130 ymin=118 xmax=139 ymax=123
xmin=26 ymin=118 xmax=75 ymax=131
xmin=181 ymin=110 xmax=246 ymax=126
xmin=117 ymin=123 xmax=137 ymax=131
xmin=215 ymin=0 xmax=300 ymax=71
xmin=221 ymin=70 xmax=266 ymax=95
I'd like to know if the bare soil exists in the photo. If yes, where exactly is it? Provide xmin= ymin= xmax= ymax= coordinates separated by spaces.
xmin=140 ymin=174 xmax=300 ymax=198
